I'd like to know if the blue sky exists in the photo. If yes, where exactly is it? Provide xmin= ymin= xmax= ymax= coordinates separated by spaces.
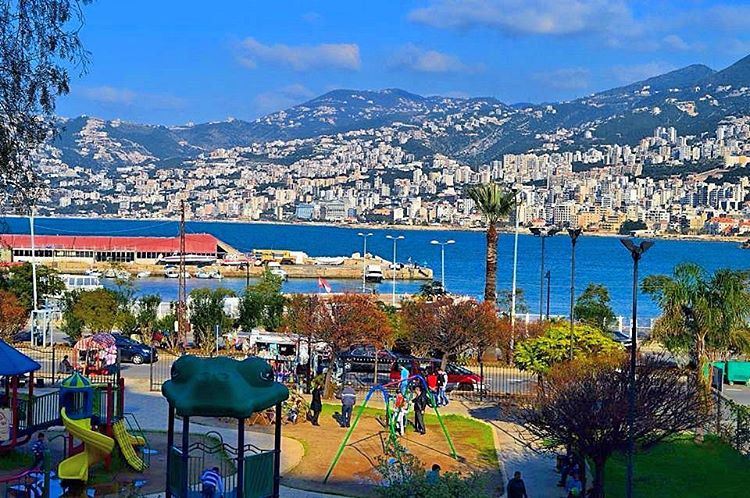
xmin=56 ymin=0 xmax=750 ymax=125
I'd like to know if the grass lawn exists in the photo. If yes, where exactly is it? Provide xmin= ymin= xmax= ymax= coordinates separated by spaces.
xmin=605 ymin=435 xmax=750 ymax=498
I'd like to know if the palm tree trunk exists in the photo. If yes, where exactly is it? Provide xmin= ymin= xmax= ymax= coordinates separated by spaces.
xmin=485 ymin=222 xmax=498 ymax=303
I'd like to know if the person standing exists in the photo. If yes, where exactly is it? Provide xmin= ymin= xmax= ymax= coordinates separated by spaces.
xmin=392 ymin=391 xmax=408 ymax=436
xmin=426 ymin=370 xmax=439 ymax=405
xmin=566 ymin=472 xmax=583 ymax=498
xmin=437 ymin=367 xmax=449 ymax=406
xmin=507 ymin=471 xmax=528 ymax=498
xmin=200 ymin=466 xmax=224 ymax=498
xmin=412 ymin=386 xmax=427 ymax=435
xmin=340 ymin=382 xmax=356 ymax=428
xmin=309 ymin=383 xmax=323 ymax=426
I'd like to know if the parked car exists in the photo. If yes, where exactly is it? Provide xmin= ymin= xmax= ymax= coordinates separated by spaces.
xmin=13 ymin=330 xmax=42 ymax=346
xmin=339 ymin=346 xmax=400 ymax=372
xmin=388 ymin=361 xmax=484 ymax=392
xmin=112 ymin=334 xmax=158 ymax=364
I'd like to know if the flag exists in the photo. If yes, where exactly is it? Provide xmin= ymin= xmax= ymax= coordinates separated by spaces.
xmin=318 ymin=277 xmax=332 ymax=293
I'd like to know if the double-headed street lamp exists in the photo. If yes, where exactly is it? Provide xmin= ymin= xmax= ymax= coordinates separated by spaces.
xmin=386 ymin=235 xmax=404 ymax=305
xmin=567 ymin=228 xmax=583 ymax=360
xmin=619 ymin=238 xmax=654 ymax=498
xmin=530 ymin=226 xmax=560 ymax=319
xmin=357 ymin=232 xmax=374 ymax=292
xmin=430 ymin=239 xmax=455 ymax=291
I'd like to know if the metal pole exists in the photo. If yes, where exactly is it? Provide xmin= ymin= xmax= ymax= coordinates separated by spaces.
xmin=626 ymin=252 xmax=640 ymax=498
xmin=545 ymin=271 xmax=551 ymax=319
xmin=440 ymin=244 xmax=446 ymax=289
xmin=362 ymin=236 xmax=367 ymax=292
xmin=539 ymin=235 xmax=545 ymax=319
xmin=237 ymin=417 xmax=245 ymax=498
xmin=569 ymin=237 xmax=577 ymax=360
xmin=391 ymin=239 xmax=397 ymax=305
xmin=245 ymin=261 xmax=250 ymax=288
xmin=273 ymin=402 xmax=282 ymax=498
xmin=181 ymin=416 xmax=189 ymax=498
xmin=510 ymin=200 xmax=520 ymax=339
xmin=166 ymin=404 xmax=174 ymax=498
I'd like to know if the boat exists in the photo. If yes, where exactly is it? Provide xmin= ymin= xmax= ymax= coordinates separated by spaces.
xmin=209 ymin=270 xmax=223 ymax=280
xmin=267 ymin=262 xmax=288 ymax=281
xmin=136 ymin=271 xmax=151 ymax=279
xmin=165 ymin=269 xmax=191 ymax=279
xmin=195 ymin=270 xmax=211 ymax=279
xmin=61 ymin=274 xmax=103 ymax=292
xmin=365 ymin=264 xmax=384 ymax=283
xmin=115 ymin=270 xmax=131 ymax=280
xmin=157 ymin=254 xmax=217 ymax=265
xmin=103 ymin=269 xmax=117 ymax=279
xmin=741 ymin=239 xmax=750 ymax=249
xmin=85 ymin=268 xmax=102 ymax=278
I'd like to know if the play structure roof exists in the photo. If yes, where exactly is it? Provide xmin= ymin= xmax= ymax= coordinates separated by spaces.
xmin=162 ymin=355 xmax=289 ymax=418
xmin=61 ymin=372 xmax=92 ymax=389
xmin=0 ymin=339 xmax=41 ymax=376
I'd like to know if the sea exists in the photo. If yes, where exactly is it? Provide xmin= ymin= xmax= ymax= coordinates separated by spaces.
xmin=3 ymin=216 xmax=750 ymax=321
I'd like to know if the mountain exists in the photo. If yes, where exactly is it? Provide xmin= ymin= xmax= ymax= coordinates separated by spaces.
xmin=47 ymin=54 xmax=750 ymax=169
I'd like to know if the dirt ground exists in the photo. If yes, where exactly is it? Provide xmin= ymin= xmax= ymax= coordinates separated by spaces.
xmin=237 ymin=404 xmax=502 ymax=497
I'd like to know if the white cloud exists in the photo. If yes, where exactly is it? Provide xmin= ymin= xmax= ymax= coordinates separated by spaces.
xmin=390 ymin=44 xmax=477 ymax=73
xmin=238 ymin=37 xmax=360 ymax=71
xmin=78 ymin=86 xmax=185 ymax=110
xmin=408 ymin=0 xmax=637 ymax=38
xmin=533 ymin=67 xmax=590 ymax=91
xmin=610 ymin=62 xmax=676 ymax=84
xmin=254 ymin=84 xmax=315 ymax=114
xmin=662 ymin=34 xmax=689 ymax=51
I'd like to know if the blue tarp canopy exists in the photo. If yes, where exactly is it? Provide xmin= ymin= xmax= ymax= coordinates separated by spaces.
xmin=0 ymin=339 xmax=41 ymax=376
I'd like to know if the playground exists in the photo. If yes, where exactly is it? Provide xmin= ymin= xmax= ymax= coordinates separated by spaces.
xmin=279 ymin=403 xmax=500 ymax=497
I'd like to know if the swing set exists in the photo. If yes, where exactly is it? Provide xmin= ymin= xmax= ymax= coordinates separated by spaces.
xmin=323 ymin=374 xmax=457 ymax=483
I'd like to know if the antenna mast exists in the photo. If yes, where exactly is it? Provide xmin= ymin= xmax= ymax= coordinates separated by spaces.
xmin=177 ymin=200 xmax=188 ymax=347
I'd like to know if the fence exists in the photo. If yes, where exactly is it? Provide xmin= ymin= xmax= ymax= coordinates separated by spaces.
xmin=342 ymin=361 xmax=537 ymax=400
xmin=14 ymin=343 xmax=120 ymax=386
xmin=710 ymin=390 xmax=750 ymax=455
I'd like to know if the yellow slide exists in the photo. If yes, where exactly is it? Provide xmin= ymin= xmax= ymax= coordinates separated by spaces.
xmin=113 ymin=419 xmax=147 ymax=471
xmin=58 ymin=407 xmax=116 ymax=481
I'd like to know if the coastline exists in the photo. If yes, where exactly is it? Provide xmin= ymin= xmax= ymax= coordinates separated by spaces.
xmin=2 ymin=214 xmax=747 ymax=245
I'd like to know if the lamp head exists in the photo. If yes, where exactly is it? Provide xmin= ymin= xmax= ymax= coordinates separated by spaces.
xmin=430 ymin=240 xmax=439 ymax=245
xmin=567 ymin=228 xmax=583 ymax=241
xmin=446 ymin=240 xmax=455 ymax=244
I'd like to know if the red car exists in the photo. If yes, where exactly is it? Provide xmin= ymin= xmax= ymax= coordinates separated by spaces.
xmin=388 ymin=361 xmax=484 ymax=392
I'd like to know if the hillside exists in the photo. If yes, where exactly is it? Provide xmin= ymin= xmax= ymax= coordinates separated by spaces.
xmin=47 ymin=53 xmax=750 ymax=169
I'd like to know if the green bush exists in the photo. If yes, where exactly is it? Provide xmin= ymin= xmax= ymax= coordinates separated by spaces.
xmin=514 ymin=321 xmax=621 ymax=374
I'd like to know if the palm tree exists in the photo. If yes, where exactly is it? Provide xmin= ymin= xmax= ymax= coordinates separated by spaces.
xmin=642 ymin=263 xmax=750 ymax=384
xmin=467 ymin=183 xmax=516 ymax=303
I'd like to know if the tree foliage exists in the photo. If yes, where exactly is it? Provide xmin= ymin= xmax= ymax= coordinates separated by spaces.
xmin=0 ymin=0 xmax=91 ymax=204
xmin=0 ymin=289 xmax=27 ymax=341
xmin=642 ymin=263 xmax=750 ymax=382
xmin=238 ymin=270 xmax=286 ymax=331
xmin=61 ymin=288 xmax=122 ymax=338
xmin=0 ymin=262 xmax=65 ymax=311
xmin=467 ymin=183 xmax=515 ymax=303
xmin=496 ymin=287 xmax=529 ymax=316
xmin=189 ymin=287 xmax=235 ymax=352
xmin=514 ymin=322 xmax=621 ymax=374
xmin=523 ymin=354 xmax=710 ymax=498
xmin=574 ymin=283 xmax=616 ymax=331
xmin=401 ymin=296 xmax=503 ymax=367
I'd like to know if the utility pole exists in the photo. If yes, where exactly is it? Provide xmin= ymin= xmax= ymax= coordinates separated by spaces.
xmin=357 ymin=232 xmax=373 ymax=293
xmin=177 ymin=201 xmax=188 ymax=349
xmin=29 ymin=207 xmax=39 ymax=345
xmin=568 ymin=228 xmax=583 ymax=360
xmin=386 ymin=235 xmax=404 ymax=306
xmin=510 ymin=189 xmax=521 ymax=343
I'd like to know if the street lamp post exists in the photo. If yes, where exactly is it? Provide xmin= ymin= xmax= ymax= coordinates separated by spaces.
xmin=357 ymin=232 xmax=373 ymax=293
xmin=567 ymin=228 xmax=583 ymax=360
xmin=386 ymin=235 xmax=404 ymax=305
xmin=545 ymin=270 xmax=551 ymax=319
xmin=530 ymin=226 xmax=560 ymax=320
xmin=510 ymin=187 xmax=522 ymax=344
xmin=620 ymin=238 xmax=654 ymax=498
xmin=430 ymin=239 xmax=455 ymax=291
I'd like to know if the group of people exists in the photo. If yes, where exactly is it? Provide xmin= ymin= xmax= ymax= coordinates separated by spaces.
xmin=391 ymin=384 xmax=429 ymax=435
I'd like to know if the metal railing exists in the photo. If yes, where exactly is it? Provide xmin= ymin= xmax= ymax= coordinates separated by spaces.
xmin=14 ymin=343 xmax=121 ymax=386
xmin=17 ymin=390 xmax=60 ymax=432
xmin=710 ymin=390 xmax=750 ymax=455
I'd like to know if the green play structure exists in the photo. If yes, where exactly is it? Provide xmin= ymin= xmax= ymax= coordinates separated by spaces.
xmin=162 ymin=355 xmax=289 ymax=498
xmin=323 ymin=374 xmax=457 ymax=483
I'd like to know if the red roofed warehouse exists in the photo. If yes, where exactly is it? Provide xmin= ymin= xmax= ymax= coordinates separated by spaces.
xmin=0 ymin=233 xmax=232 ymax=265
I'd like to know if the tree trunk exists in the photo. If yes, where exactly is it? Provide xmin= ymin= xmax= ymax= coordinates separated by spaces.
xmin=590 ymin=456 xmax=606 ymax=498
xmin=323 ymin=353 xmax=336 ymax=399
xmin=441 ymin=352 xmax=448 ymax=371
xmin=485 ymin=222 xmax=498 ymax=303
